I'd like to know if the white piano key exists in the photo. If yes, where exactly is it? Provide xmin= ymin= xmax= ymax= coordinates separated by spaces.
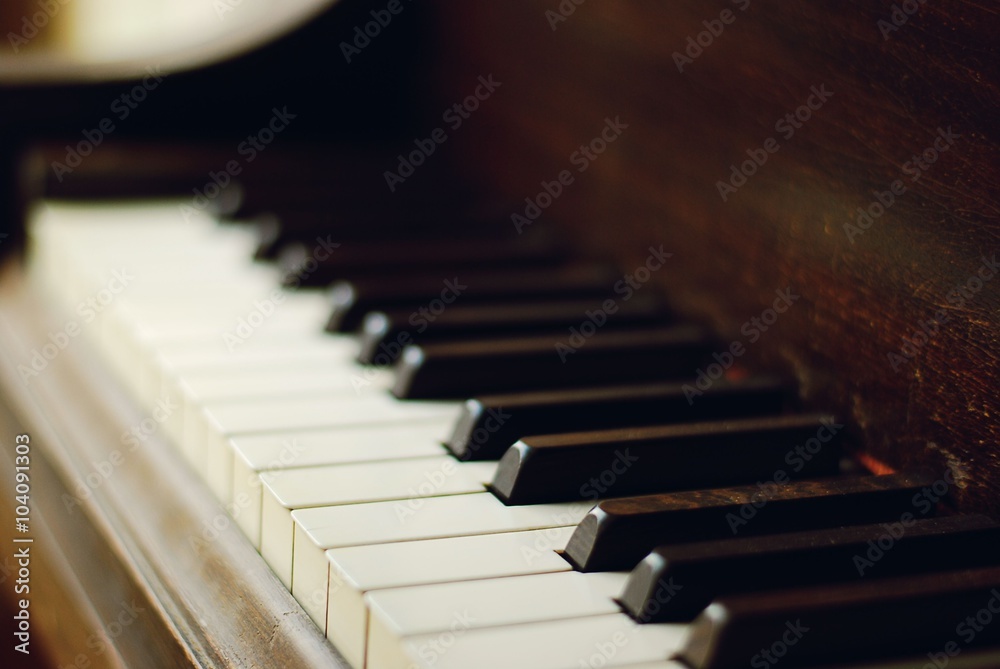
xmin=147 ymin=337 xmax=360 ymax=412
xmin=230 ymin=421 xmax=455 ymax=547
xmin=202 ymin=394 xmax=461 ymax=501
xmin=323 ymin=527 xmax=577 ymax=668
xmin=91 ymin=279 xmax=316 ymax=381
xmin=36 ymin=203 xmax=687 ymax=669
xmin=366 ymin=570 xmax=629 ymax=669
xmin=259 ymin=457 xmax=495 ymax=582
xmin=287 ymin=494 xmax=592 ymax=631
xmin=169 ymin=363 xmax=394 ymax=451
xmin=397 ymin=614 xmax=688 ymax=669
xmin=263 ymin=457 xmax=495 ymax=509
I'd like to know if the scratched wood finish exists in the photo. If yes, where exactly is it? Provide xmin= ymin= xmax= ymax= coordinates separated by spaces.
xmin=0 ymin=263 xmax=349 ymax=668
xmin=420 ymin=1 xmax=1000 ymax=515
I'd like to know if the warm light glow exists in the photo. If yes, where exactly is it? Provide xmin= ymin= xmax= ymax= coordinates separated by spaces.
xmin=0 ymin=0 xmax=334 ymax=83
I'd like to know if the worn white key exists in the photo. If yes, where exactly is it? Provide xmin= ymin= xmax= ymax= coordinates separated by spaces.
xmin=87 ymin=276 xmax=321 ymax=390
xmin=160 ymin=338 xmax=361 ymax=454
xmin=169 ymin=363 xmax=393 ymax=452
xmin=230 ymin=421 xmax=454 ymax=547
xmin=398 ymin=614 xmax=688 ymax=669
xmin=260 ymin=457 xmax=495 ymax=578
xmin=288 ymin=494 xmax=592 ymax=631
xmin=148 ymin=337 xmax=359 ymax=413
xmin=202 ymin=394 xmax=461 ymax=502
xmin=324 ymin=527 xmax=576 ymax=668
xmin=366 ymin=571 xmax=629 ymax=669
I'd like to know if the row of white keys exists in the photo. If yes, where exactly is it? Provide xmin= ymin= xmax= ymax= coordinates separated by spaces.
xmin=366 ymin=571 xmax=630 ymax=668
xmin=323 ymin=527 xmax=579 ymax=667
xmin=259 ymin=456 xmax=497 ymax=587
xmin=170 ymin=361 xmax=394 ymax=458
xmin=31 ymin=203 xmax=691 ymax=669
xmin=290 ymin=494 xmax=594 ymax=635
xmin=231 ymin=421 xmax=456 ymax=547
xmin=321 ymin=520 xmax=687 ymax=669
xmin=201 ymin=392 xmax=462 ymax=501
xmin=396 ymin=614 xmax=686 ymax=669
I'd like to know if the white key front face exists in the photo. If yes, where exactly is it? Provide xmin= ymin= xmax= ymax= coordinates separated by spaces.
xmin=201 ymin=394 xmax=461 ymax=501
xmin=324 ymin=527 xmax=577 ymax=669
xmin=287 ymin=496 xmax=591 ymax=654
xmin=367 ymin=571 xmax=629 ymax=639
xmin=294 ymin=493 xmax=593 ymax=553
xmin=172 ymin=363 xmax=389 ymax=454
xmin=258 ymin=458 xmax=495 ymax=585
xmin=398 ymin=614 xmax=689 ymax=669
xmin=32 ymin=204 xmax=690 ymax=669
xmin=262 ymin=457 xmax=495 ymax=510
xmin=205 ymin=393 xmax=461 ymax=437
xmin=231 ymin=421 xmax=453 ymax=548
xmin=365 ymin=570 xmax=631 ymax=669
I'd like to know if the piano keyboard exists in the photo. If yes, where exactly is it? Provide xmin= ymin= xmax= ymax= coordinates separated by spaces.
xmin=23 ymin=197 xmax=1000 ymax=669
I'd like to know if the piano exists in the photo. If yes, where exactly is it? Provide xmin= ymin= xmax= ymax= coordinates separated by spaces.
xmin=0 ymin=1 xmax=998 ymax=667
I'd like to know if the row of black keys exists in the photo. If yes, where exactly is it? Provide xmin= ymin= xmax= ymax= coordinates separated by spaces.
xmin=228 ymin=197 xmax=1000 ymax=668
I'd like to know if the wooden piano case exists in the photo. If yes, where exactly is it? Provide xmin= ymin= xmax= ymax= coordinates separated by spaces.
xmin=0 ymin=0 xmax=997 ymax=666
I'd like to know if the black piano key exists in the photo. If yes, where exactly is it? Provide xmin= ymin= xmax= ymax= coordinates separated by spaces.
xmin=446 ymin=377 xmax=790 ymax=461
xmin=250 ymin=208 xmax=511 ymax=260
xmin=392 ymin=326 xmax=714 ymax=399
xmin=490 ymin=414 xmax=842 ymax=505
xmin=278 ymin=235 xmax=567 ymax=287
xmin=679 ymin=565 xmax=1000 ymax=669
xmin=357 ymin=294 xmax=668 ymax=365
xmin=620 ymin=514 xmax=1000 ymax=622
xmin=326 ymin=264 xmax=621 ymax=332
xmin=563 ymin=473 xmax=933 ymax=572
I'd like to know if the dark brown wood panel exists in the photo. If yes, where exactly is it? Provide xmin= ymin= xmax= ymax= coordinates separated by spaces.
xmin=420 ymin=0 xmax=1000 ymax=514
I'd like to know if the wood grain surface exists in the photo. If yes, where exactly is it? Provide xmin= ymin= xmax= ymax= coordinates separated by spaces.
xmin=420 ymin=0 xmax=1000 ymax=515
